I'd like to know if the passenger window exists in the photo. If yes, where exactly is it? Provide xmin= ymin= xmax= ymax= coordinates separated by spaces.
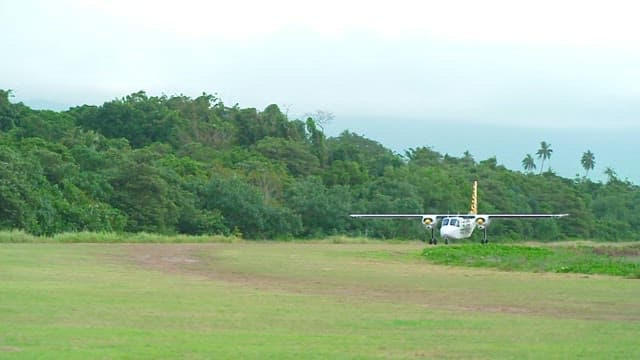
xmin=450 ymin=219 xmax=458 ymax=226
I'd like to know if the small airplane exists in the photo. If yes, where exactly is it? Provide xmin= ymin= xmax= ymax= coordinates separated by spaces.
xmin=351 ymin=180 xmax=568 ymax=244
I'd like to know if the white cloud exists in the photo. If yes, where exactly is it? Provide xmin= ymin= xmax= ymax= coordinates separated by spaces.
xmin=75 ymin=0 xmax=640 ymax=48
xmin=3 ymin=0 xmax=640 ymax=130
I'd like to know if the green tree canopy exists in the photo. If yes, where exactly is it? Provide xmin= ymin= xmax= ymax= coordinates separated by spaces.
xmin=536 ymin=141 xmax=553 ymax=174
xmin=522 ymin=154 xmax=536 ymax=173
xmin=581 ymin=150 xmax=595 ymax=177
xmin=1 ymin=89 xmax=639 ymax=241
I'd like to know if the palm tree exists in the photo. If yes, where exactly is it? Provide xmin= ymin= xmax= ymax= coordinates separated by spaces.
xmin=581 ymin=150 xmax=595 ymax=177
xmin=521 ymin=154 xmax=536 ymax=173
xmin=536 ymin=141 xmax=553 ymax=174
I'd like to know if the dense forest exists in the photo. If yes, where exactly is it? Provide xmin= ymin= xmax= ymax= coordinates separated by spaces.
xmin=1 ymin=89 xmax=638 ymax=241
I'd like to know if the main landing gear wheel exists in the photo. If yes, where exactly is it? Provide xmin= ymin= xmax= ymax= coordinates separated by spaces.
xmin=481 ymin=227 xmax=488 ymax=245
xmin=428 ymin=227 xmax=436 ymax=245
xmin=444 ymin=238 xmax=449 ymax=245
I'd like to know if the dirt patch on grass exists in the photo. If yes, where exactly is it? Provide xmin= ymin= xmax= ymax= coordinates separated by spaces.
xmin=126 ymin=243 xmax=640 ymax=322
xmin=592 ymin=245 xmax=640 ymax=257
xmin=128 ymin=244 xmax=214 ymax=279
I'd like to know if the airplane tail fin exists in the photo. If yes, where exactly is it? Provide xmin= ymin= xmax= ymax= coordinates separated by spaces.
xmin=469 ymin=180 xmax=478 ymax=215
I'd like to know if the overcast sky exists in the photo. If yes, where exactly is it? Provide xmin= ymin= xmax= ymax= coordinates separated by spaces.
xmin=2 ymin=0 xmax=640 ymax=182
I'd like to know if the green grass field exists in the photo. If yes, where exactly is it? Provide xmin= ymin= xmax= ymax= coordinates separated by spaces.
xmin=2 ymin=241 xmax=639 ymax=359
xmin=422 ymin=243 xmax=640 ymax=278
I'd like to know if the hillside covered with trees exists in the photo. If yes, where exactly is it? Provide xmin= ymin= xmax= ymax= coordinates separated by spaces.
xmin=1 ymin=89 xmax=638 ymax=241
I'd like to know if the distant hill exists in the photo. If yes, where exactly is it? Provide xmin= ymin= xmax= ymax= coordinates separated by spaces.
xmin=323 ymin=115 xmax=640 ymax=185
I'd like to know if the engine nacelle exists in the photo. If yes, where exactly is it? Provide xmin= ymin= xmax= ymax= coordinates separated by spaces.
xmin=422 ymin=216 xmax=436 ymax=229
xmin=475 ymin=217 xmax=488 ymax=230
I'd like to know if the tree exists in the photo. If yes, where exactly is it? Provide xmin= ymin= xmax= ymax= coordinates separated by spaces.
xmin=604 ymin=167 xmax=618 ymax=184
xmin=254 ymin=137 xmax=320 ymax=176
xmin=328 ymin=131 xmax=403 ymax=176
xmin=202 ymin=174 xmax=301 ymax=238
xmin=109 ymin=159 xmax=177 ymax=233
xmin=303 ymin=110 xmax=334 ymax=131
xmin=285 ymin=177 xmax=351 ymax=237
xmin=323 ymin=160 xmax=368 ymax=186
xmin=581 ymin=150 xmax=595 ymax=177
xmin=404 ymin=146 xmax=442 ymax=167
xmin=167 ymin=93 xmax=235 ymax=148
xmin=236 ymin=159 xmax=288 ymax=204
xmin=0 ymin=89 xmax=18 ymax=131
xmin=521 ymin=154 xmax=536 ymax=173
xmin=306 ymin=118 xmax=327 ymax=166
xmin=461 ymin=150 xmax=475 ymax=167
xmin=72 ymin=91 xmax=186 ymax=148
xmin=536 ymin=141 xmax=553 ymax=174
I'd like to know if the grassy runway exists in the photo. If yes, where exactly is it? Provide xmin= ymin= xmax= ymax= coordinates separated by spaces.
xmin=1 ymin=242 xmax=639 ymax=359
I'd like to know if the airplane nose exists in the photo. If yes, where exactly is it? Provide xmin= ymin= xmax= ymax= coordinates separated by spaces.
xmin=440 ymin=226 xmax=454 ymax=239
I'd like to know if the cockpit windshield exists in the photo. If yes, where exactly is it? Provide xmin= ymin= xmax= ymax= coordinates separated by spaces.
xmin=442 ymin=218 xmax=460 ymax=227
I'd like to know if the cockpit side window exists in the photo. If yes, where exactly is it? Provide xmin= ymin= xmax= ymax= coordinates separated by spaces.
xmin=442 ymin=218 xmax=450 ymax=226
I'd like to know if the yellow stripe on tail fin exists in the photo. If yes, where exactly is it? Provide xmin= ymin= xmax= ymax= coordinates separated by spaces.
xmin=469 ymin=180 xmax=478 ymax=215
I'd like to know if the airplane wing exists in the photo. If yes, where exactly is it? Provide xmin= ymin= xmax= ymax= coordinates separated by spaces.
xmin=350 ymin=214 xmax=428 ymax=220
xmin=350 ymin=214 xmax=447 ymax=226
xmin=351 ymin=214 xmax=568 ymax=219
xmin=482 ymin=214 xmax=569 ymax=219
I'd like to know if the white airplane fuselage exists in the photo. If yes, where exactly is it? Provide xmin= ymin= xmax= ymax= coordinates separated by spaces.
xmin=439 ymin=216 xmax=478 ymax=240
